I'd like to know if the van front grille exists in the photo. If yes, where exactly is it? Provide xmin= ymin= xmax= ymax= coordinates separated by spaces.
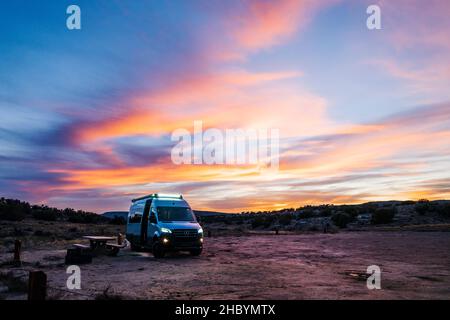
xmin=172 ymin=229 xmax=199 ymax=244
xmin=172 ymin=229 xmax=198 ymax=238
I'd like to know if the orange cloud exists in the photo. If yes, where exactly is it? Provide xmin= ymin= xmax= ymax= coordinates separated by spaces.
xmin=74 ymin=69 xmax=329 ymax=144
xmin=229 ymin=0 xmax=338 ymax=52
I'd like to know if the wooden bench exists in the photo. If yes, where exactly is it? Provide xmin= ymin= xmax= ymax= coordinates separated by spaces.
xmin=65 ymin=244 xmax=93 ymax=264
xmin=72 ymin=244 xmax=91 ymax=250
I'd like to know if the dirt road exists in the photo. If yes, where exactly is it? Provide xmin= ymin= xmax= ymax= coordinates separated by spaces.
xmin=2 ymin=231 xmax=450 ymax=299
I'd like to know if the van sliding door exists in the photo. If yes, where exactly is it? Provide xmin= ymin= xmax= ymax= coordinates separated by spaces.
xmin=140 ymin=199 xmax=152 ymax=245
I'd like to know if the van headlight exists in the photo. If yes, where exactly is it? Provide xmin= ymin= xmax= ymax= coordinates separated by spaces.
xmin=161 ymin=227 xmax=172 ymax=233
xmin=197 ymin=228 xmax=203 ymax=234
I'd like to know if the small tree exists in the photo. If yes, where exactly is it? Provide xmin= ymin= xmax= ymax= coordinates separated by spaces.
xmin=415 ymin=199 xmax=430 ymax=215
xmin=371 ymin=207 xmax=396 ymax=224
xmin=278 ymin=214 xmax=293 ymax=225
xmin=331 ymin=212 xmax=352 ymax=228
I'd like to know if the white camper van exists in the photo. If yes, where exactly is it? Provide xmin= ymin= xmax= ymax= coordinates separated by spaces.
xmin=126 ymin=193 xmax=203 ymax=258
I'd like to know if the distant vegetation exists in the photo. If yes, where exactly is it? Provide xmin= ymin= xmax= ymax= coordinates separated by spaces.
xmin=202 ymin=200 xmax=450 ymax=230
xmin=414 ymin=199 xmax=450 ymax=217
xmin=2 ymin=197 xmax=450 ymax=231
xmin=0 ymin=197 xmax=109 ymax=224
xmin=371 ymin=207 xmax=396 ymax=225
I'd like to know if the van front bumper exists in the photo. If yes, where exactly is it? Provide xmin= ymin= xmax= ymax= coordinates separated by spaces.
xmin=160 ymin=235 xmax=203 ymax=251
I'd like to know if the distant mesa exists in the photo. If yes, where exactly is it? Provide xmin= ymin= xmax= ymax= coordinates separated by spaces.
xmin=101 ymin=211 xmax=128 ymax=220
xmin=193 ymin=210 xmax=230 ymax=217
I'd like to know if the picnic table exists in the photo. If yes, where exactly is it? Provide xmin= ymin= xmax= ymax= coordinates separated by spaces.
xmin=75 ymin=235 xmax=125 ymax=256
xmin=66 ymin=234 xmax=127 ymax=264
xmin=83 ymin=236 xmax=116 ymax=250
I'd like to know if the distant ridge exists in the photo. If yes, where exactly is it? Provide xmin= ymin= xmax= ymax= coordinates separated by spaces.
xmin=102 ymin=211 xmax=128 ymax=220
xmin=194 ymin=210 xmax=231 ymax=217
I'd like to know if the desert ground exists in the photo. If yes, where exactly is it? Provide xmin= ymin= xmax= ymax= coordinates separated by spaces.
xmin=1 ymin=230 xmax=450 ymax=300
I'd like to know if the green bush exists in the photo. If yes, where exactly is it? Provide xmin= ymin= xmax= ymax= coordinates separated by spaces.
xmin=371 ymin=207 xmax=396 ymax=224
xmin=331 ymin=212 xmax=352 ymax=228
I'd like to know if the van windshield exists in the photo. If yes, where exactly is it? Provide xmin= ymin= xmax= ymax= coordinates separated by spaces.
xmin=157 ymin=206 xmax=195 ymax=222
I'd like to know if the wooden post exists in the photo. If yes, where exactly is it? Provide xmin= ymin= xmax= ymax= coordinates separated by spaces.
xmin=13 ymin=239 xmax=21 ymax=265
xmin=28 ymin=271 xmax=47 ymax=301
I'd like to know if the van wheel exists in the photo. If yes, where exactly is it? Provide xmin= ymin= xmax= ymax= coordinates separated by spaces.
xmin=190 ymin=248 xmax=202 ymax=256
xmin=152 ymin=241 xmax=165 ymax=258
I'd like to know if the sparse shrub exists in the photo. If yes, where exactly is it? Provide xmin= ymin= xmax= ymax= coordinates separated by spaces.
xmin=319 ymin=205 xmax=333 ymax=217
xmin=0 ymin=206 xmax=26 ymax=221
xmin=32 ymin=209 xmax=58 ymax=221
xmin=415 ymin=199 xmax=431 ymax=215
xmin=0 ymin=272 xmax=28 ymax=293
xmin=437 ymin=203 xmax=450 ymax=218
xmin=109 ymin=216 xmax=126 ymax=225
xmin=95 ymin=286 xmax=123 ymax=300
xmin=251 ymin=217 xmax=265 ymax=229
xmin=0 ymin=198 xmax=29 ymax=221
xmin=278 ymin=214 xmax=293 ymax=225
xmin=371 ymin=207 xmax=396 ymax=224
xmin=361 ymin=204 xmax=377 ymax=214
xmin=12 ymin=227 xmax=25 ymax=236
xmin=67 ymin=210 xmax=103 ymax=223
xmin=33 ymin=230 xmax=53 ymax=237
xmin=0 ymin=198 xmax=103 ymax=224
xmin=340 ymin=205 xmax=359 ymax=218
xmin=298 ymin=207 xmax=315 ymax=219
xmin=251 ymin=215 xmax=275 ymax=229
xmin=331 ymin=212 xmax=352 ymax=228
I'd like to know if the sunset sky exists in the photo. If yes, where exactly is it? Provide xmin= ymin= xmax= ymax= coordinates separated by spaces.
xmin=1 ymin=0 xmax=450 ymax=213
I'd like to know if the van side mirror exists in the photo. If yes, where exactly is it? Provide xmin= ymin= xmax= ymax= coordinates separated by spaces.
xmin=149 ymin=214 xmax=157 ymax=224
xmin=196 ymin=215 xmax=201 ymax=223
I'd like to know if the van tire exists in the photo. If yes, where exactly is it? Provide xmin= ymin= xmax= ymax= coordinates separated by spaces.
xmin=152 ymin=241 xmax=165 ymax=258
xmin=190 ymin=248 xmax=202 ymax=256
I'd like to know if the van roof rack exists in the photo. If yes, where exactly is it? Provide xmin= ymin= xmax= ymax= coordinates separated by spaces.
xmin=131 ymin=193 xmax=183 ymax=203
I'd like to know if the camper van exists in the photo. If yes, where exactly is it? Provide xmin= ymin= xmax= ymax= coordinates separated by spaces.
xmin=126 ymin=193 xmax=203 ymax=258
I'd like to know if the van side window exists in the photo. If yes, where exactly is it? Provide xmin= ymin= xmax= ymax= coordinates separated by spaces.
xmin=129 ymin=207 xmax=143 ymax=224
xmin=128 ymin=208 xmax=134 ymax=224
